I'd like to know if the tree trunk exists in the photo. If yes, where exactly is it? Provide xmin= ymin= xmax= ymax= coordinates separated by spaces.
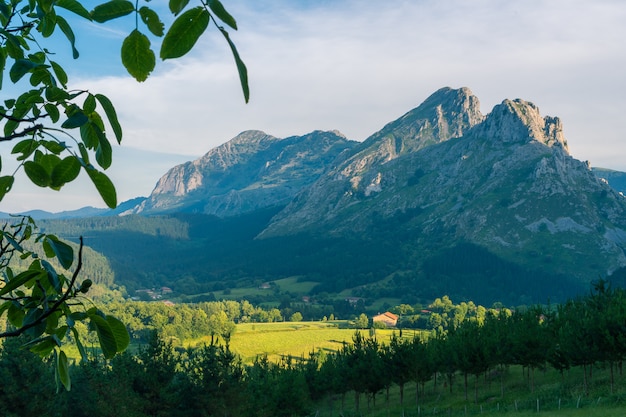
xmin=474 ymin=374 xmax=479 ymax=404
xmin=464 ymin=372 xmax=468 ymax=401
xmin=415 ymin=379 xmax=419 ymax=409
xmin=610 ymin=361 xmax=615 ymax=395
xmin=583 ymin=363 xmax=588 ymax=394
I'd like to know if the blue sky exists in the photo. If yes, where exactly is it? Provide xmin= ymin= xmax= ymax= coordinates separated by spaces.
xmin=2 ymin=0 xmax=626 ymax=212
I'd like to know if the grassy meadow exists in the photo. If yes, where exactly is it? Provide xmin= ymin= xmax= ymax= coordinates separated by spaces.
xmin=188 ymin=320 xmax=424 ymax=363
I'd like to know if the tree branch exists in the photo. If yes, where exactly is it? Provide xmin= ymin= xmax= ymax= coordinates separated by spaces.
xmin=0 ymin=124 xmax=44 ymax=142
xmin=0 ymin=236 xmax=84 ymax=339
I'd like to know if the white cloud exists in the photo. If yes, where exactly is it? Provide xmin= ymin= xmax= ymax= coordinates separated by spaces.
xmin=4 ymin=0 xmax=626 ymax=212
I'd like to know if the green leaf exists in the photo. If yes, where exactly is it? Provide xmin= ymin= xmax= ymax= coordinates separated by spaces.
xmin=44 ymin=103 xmax=60 ymax=122
xmin=0 ymin=176 xmax=14 ymax=201
xmin=77 ymin=143 xmax=90 ymax=165
xmin=0 ymin=49 xmax=6 ymax=89
xmin=83 ymin=94 xmax=96 ymax=114
xmin=219 ymin=27 xmax=249 ymax=103
xmin=51 ymin=156 xmax=81 ymax=189
xmin=38 ymin=0 xmax=55 ymax=13
xmin=50 ymin=61 xmax=68 ymax=87
xmin=62 ymin=110 xmax=88 ymax=129
xmin=71 ymin=327 xmax=88 ymax=362
xmin=90 ymin=314 xmax=117 ymax=359
xmin=121 ymin=29 xmax=155 ymax=82
xmin=24 ymin=161 xmax=51 ymax=187
xmin=168 ymin=0 xmax=189 ymax=15
xmin=0 ymin=269 xmax=45 ymax=296
xmin=91 ymin=0 xmax=134 ymax=23
xmin=55 ymin=16 xmax=80 ymax=59
xmin=12 ymin=139 xmax=38 ymax=161
xmin=39 ymin=10 xmax=57 ymax=38
xmin=23 ymin=308 xmax=47 ymax=338
xmin=36 ymin=153 xmax=61 ymax=175
xmin=95 ymin=94 xmax=122 ymax=143
xmin=95 ymin=135 xmax=112 ymax=169
xmin=10 ymin=59 xmax=38 ymax=83
xmin=160 ymin=7 xmax=209 ymax=60
xmin=26 ymin=336 xmax=57 ymax=357
xmin=106 ymin=315 xmax=130 ymax=352
xmin=57 ymin=350 xmax=71 ymax=391
xmin=139 ymin=6 xmax=164 ymax=36
xmin=0 ymin=301 xmax=11 ymax=317
xmin=43 ymin=236 xmax=74 ymax=269
xmin=208 ymin=0 xmax=237 ymax=30
xmin=80 ymin=120 xmax=102 ymax=149
xmin=45 ymin=85 xmax=70 ymax=102
xmin=7 ymin=302 xmax=25 ymax=327
xmin=2 ymin=233 xmax=24 ymax=252
xmin=56 ymin=0 xmax=92 ymax=20
xmin=29 ymin=67 xmax=53 ymax=87
xmin=42 ymin=140 xmax=66 ymax=154
xmin=4 ymin=33 xmax=25 ymax=60
xmin=86 ymin=168 xmax=117 ymax=208
xmin=43 ymin=308 xmax=61 ymax=333
xmin=0 ymin=2 xmax=9 ymax=20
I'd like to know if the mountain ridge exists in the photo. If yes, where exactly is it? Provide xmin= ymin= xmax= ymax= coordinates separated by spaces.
xmin=133 ymin=129 xmax=356 ymax=216
xmin=20 ymin=87 xmax=626 ymax=305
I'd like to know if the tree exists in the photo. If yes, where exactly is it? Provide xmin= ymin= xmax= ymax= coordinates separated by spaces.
xmin=0 ymin=0 xmax=249 ymax=389
xmin=355 ymin=312 xmax=369 ymax=329
xmin=384 ymin=333 xmax=413 ymax=408
xmin=0 ymin=336 xmax=59 ymax=415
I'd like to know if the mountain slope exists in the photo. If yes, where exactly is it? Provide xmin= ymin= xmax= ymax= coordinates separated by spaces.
xmin=259 ymin=87 xmax=486 ymax=235
xmin=134 ymin=130 xmax=356 ymax=216
xmin=259 ymin=88 xmax=626 ymax=294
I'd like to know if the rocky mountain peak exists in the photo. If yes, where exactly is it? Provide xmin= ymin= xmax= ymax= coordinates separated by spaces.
xmin=134 ymin=129 xmax=356 ymax=216
xmin=361 ymin=86 xmax=484 ymax=155
xmin=472 ymin=98 xmax=569 ymax=152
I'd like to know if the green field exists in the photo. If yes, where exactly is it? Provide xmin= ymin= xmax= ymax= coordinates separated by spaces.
xmin=206 ymin=276 xmax=321 ymax=301
xmin=188 ymin=321 xmax=423 ymax=363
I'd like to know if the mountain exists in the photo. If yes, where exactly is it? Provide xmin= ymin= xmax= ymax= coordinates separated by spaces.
xmin=41 ymin=87 xmax=626 ymax=306
xmin=133 ymin=130 xmax=356 ymax=216
xmin=0 ymin=197 xmax=147 ymax=220
xmin=258 ymin=87 xmax=626 ymax=300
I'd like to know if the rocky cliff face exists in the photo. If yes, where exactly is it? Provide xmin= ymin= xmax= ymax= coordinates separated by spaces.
xmin=134 ymin=130 xmax=357 ymax=216
xmin=260 ymin=87 xmax=626 ymax=283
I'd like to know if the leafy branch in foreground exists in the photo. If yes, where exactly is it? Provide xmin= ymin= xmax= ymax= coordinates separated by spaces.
xmin=0 ymin=216 xmax=129 ymax=390
xmin=0 ymin=0 xmax=248 ymax=390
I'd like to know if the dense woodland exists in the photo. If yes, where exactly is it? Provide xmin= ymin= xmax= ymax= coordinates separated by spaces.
xmin=38 ymin=211 xmax=599 ymax=307
xmin=2 ymin=281 xmax=626 ymax=417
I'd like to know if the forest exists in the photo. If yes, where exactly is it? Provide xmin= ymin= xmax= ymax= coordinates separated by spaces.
xmin=39 ymin=212 xmax=598 ymax=307
xmin=1 ymin=281 xmax=626 ymax=417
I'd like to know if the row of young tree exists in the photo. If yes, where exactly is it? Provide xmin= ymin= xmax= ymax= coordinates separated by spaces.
xmin=1 ymin=281 xmax=626 ymax=417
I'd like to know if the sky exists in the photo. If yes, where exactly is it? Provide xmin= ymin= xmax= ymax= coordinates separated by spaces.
xmin=2 ymin=0 xmax=626 ymax=213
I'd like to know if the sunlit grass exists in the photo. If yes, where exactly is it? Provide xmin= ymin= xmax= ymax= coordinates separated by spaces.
xmin=186 ymin=321 xmax=425 ymax=363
